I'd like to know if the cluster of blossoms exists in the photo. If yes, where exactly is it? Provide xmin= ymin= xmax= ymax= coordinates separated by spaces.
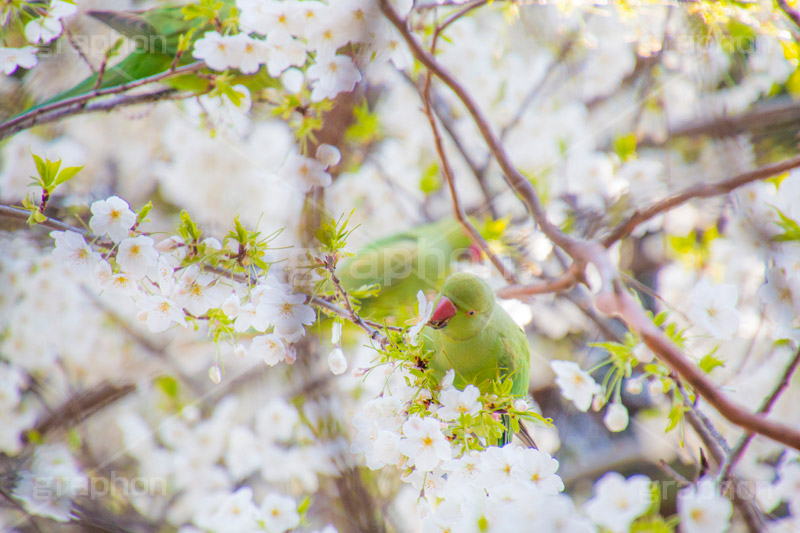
xmin=0 ymin=0 xmax=76 ymax=75
xmin=192 ymin=0 xmax=412 ymax=102
xmin=50 ymin=194 xmax=317 ymax=381
xmin=116 ymin=395 xmax=335 ymax=532
xmin=12 ymin=444 xmax=87 ymax=523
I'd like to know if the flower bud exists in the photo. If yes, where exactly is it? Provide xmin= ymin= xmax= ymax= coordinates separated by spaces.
xmin=328 ymin=348 xmax=347 ymax=375
xmin=209 ymin=364 xmax=222 ymax=384
xmin=604 ymin=402 xmax=629 ymax=432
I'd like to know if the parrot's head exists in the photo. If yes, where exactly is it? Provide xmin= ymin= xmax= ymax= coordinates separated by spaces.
xmin=427 ymin=272 xmax=494 ymax=340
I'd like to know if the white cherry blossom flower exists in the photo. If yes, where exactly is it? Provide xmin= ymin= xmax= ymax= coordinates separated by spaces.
xmin=316 ymin=144 xmax=341 ymax=167
xmin=257 ymin=287 xmax=316 ymax=342
xmin=174 ymin=265 xmax=225 ymax=316
xmin=89 ymin=196 xmax=136 ymax=242
xmin=513 ymin=448 xmax=565 ymax=495
xmin=0 ymin=46 xmax=37 ymax=75
xmin=409 ymin=290 xmax=434 ymax=345
xmin=306 ymin=52 xmax=362 ymax=102
xmin=250 ymin=333 xmax=290 ymax=366
xmin=677 ymin=477 xmax=732 ymax=533
xmin=117 ymin=235 xmax=158 ymax=280
xmin=192 ymin=31 xmax=242 ymax=71
xmin=398 ymin=416 xmax=451 ymax=471
xmin=259 ymin=492 xmax=300 ymax=532
xmin=281 ymin=154 xmax=332 ymax=192
xmin=265 ymin=29 xmax=307 ymax=77
xmin=137 ymin=295 xmax=184 ymax=333
xmin=203 ymin=487 xmax=259 ymax=531
xmin=550 ymin=360 xmax=602 ymax=412
xmin=584 ymin=472 xmax=652 ymax=532
xmin=50 ymin=230 xmax=101 ymax=275
xmin=688 ymin=279 xmax=740 ymax=340
xmin=438 ymin=384 xmax=481 ymax=421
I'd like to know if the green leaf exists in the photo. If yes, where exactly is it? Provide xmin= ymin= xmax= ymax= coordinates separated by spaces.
xmin=54 ymin=165 xmax=83 ymax=187
xmin=613 ymin=132 xmax=637 ymax=162
xmin=31 ymin=153 xmax=46 ymax=181
xmin=771 ymin=206 xmax=800 ymax=242
xmin=419 ymin=162 xmax=441 ymax=195
xmin=664 ymin=403 xmax=686 ymax=433
xmin=137 ymin=201 xmax=153 ymax=225
xmin=297 ymin=495 xmax=311 ymax=516
xmin=698 ymin=351 xmax=724 ymax=374
xmin=155 ymin=375 xmax=180 ymax=399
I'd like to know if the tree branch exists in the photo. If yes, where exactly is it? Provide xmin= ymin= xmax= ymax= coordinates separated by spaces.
xmin=381 ymin=0 xmax=800 ymax=451
xmin=0 ymin=204 xmax=393 ymax=344
xmin=718 ymin=344 xmax=800 ymax=481
xmin=602 ymin=154 xmax=800 ymax=247
xmin=0 ymin=61 xmax=207 ymax=141
xmin=418 ymin=49 xmax=518 ymax=284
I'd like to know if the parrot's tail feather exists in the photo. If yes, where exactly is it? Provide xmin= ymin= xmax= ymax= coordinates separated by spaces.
xmin=501 ymin=414 xmax=513 ymax=446
xmin=517 ymin=421 xmax=538 ymax=449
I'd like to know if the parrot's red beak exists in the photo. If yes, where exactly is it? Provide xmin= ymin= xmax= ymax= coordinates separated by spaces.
xmin=428 ymin=296 xmax=457 ymax=329
xmin=468 ymin=243 xmax=482 ymax=262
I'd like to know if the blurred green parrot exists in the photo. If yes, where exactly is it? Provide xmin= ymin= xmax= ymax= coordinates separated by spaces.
xmin=25 ymin=2 xmax=272 ymax=112
xmin=335 ymin=218 xmax=483 ymax=323
xmin=421 ymin=272 xmax=534 ymax=446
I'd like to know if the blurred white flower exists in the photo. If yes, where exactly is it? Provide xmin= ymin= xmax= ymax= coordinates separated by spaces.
xmin=50 ymin=230 xmax=100 ymax=275
xmin=256 ymin=398 xmax=299 ymax=442
xmin=117 ymin=236 xmax=158 ymax=280
xmin=137 ymin=295 xmax=184 ymax=333
xmin=257 ymin=289 xmax=316 ymax=342
xmin=513 ymin=447 xmax=565 ymax=494
xmin=193 ymin=31 xmax=242 ymax=71
xmin=221 ymin=293 xmax=241 ymax=318
xmin=438 ymin=384 xmax=481 ymax=421
xmin=603 ymin=402 xmax=629 ymax=432
xmin=409 ymin=290 xmax=433 ymax=345
xmin=550 ymin=360 xmax=601 ymax=412
xmin=265 ymin=29 xmax=307 ymax=77
xmin=250 ymin=333 xmax=289 ymax=366
xmin=688 ymin=279 xmax=740 ymax=340
xmin=0 ymin=46 xmax=37 ymax=75
xmin=774 ymin=460 xmax=800 ymax=516
xmin=202 ymin=487 xmax=259 ymax=531
xmin=281 ymin=154 xmax=332 ymax=192
xmin=13 ymin=444 xmax=86 ymax=522
xmin=174 ymin=266 xmax=226 ymax=316
xmin=584 ymin=472 xmax=652 ymax=532
xmin=89 ymin=196 xmax=136 ymax=242
xmin=398 ymin=416 xmax=451 ymax=471
xmin=307 ymin=52 xmax=362 ymax=102
xmin=259 ymin=492 xmax=300 ymax=532
xmin=677 ymin=477 xmax=732 ymax=533
xmin=328 ymin=347 xmax=347 ymax=375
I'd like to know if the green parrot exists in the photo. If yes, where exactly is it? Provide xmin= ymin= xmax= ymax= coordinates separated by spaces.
xmin=335 ymin=218 xmax=482 ymax=323
xmin=421 ymin=272 xmax=534 ymax=446
xmin=25 ymin=2 xmax=275 ymax=113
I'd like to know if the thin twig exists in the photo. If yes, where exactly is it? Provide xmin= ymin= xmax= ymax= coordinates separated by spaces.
xmin=419 ymin=53 xmax=517 ymax=284
xmin=320 ymin=256 xmax=389 ymax=344
xmin=496 ymin=262 xmax=581 ymax=298
xmin=0 ymin=204 xmax=392 ymax=343
xmin=602 ymin=154 xmax=800 ymax=247
xmin=0 ymin=61 xmax=207 ymax=141
xmin=381 ymin=0 xmax=800 ymax=451
xmin=719 ymin=345 xmax=800 ymax=482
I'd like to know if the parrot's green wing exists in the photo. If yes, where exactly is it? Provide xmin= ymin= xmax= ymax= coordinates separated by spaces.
xmin=22 ymin=4 xmax=224 ymax=114
xmin=336 ymin=219 xmax=474 ymax=323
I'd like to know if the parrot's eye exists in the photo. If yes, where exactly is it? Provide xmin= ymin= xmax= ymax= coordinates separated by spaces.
xmin=467 ymin=310 xmax=476 ymax=317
